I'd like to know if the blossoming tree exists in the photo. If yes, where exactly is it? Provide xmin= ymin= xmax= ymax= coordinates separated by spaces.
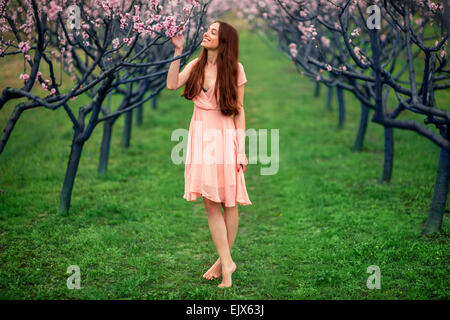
xmin=0 ymin=0 xmax=220 ymax=214
xmin=235 ymin=0 xmax=449 ymax=234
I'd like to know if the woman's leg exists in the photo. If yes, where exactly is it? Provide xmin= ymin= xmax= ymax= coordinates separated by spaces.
xmin=223 ymin=204 xmax=239 ymax=250
xmin=203 ymin=203 xmax=239 ymax=280
xmin=202 ymin=197 xmax=236 ymax=288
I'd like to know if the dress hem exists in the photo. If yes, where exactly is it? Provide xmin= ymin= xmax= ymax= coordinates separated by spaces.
xmin=183 ymin=192 xmax=252 ymax=207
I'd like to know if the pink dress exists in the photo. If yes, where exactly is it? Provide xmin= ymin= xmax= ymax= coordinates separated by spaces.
xmin=183 ymin=58 xmax=252 ymax=207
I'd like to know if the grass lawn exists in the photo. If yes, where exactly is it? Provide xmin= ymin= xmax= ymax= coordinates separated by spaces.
xmin=0 ymin=24 xmax=448 ymax=299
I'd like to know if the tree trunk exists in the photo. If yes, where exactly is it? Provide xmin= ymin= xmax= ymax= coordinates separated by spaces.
xmin=337 ymin=87 xmax=345 ymax=128
xmin=136 ymin=102 xmax=143 ymax=126
xmin=314 ymin=81 xmax=321 ymax=97
xmin=152 ymin=94 xmax=157 ymax=110
xmin=59 ymin=134 xmax=85 ymax=215
xmin=0 ymin=105 xmax=23 ymax=157
xmin=354 ymin=102 xmax=370 ymax=151
xmin=121 ymin=109 xmax=133 ymax=148
xmin=381 ymin=126 xmax=394 ymax=183
xmin=98 ymin=118 xmax=114 ymax=175
xmin=422 ymin=146 xmax=450 ymax=234
xmin=325 ymin=86 xmax=333 ymax=111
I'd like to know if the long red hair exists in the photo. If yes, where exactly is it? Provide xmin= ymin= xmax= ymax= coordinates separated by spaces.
xmin=181 ymin=20 xmax=241 ymax=117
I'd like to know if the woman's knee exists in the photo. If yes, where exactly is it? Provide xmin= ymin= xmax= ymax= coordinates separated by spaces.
xmin=203 ymin=197 xmax=222 ymax=213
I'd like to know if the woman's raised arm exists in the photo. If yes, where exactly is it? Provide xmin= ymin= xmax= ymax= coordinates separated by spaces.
xmin=166 ymin=33 xmax=198 ymax=90
xmin=167 ymin=55 xmax=198 ymax=90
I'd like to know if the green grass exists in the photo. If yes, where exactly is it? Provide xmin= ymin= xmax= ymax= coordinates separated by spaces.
xmin=0 ymin=26 xmax=448 ymax=299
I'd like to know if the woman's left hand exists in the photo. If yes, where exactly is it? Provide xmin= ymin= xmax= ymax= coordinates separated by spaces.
xmin=237 ymin=153 xmax=248 ymax=173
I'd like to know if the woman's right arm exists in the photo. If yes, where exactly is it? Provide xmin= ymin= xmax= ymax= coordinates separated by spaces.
xmin=166 ymin=53 xmax=198 ymax=90
xmin=166 ymin=46 xmax=184 ymax=90
xmin=166 ymin=33 xmax=196 ymax=90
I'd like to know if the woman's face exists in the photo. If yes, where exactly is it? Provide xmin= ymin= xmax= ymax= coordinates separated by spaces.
xmin=201 ymin=22 xmax=220 ymax=49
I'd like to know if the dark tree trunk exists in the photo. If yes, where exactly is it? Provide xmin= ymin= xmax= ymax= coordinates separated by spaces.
xmin=381 ymin=126 xmax=394 ymax=183
xmin=0 ymin=105 xmax=23 ymax=156
xmin=369 ymin=29 xmax=394 ymax=183
xmin=314 ymin=81 xmax=321 ymax=97
xmin=98 ymin=118 xmax=114 ymax=175
xmin=152 ymin=94 xmax=157 ymax=110
xmin=57 ymin=74 xmax=114 ymax=215
xmin=59 ymin=133 xmax=85 ymax=215
xmin=325 ymin=86 xmax=333 ymax=111
xmin=121 ymin=109 xmax=133 ymax=148
xmin=337 ymin=87 xmax=345 ymax=128
xmin=423 ymin=146 xmax=450 ymax=234
xmin=354 ymin=102 xmax=370 ymax=151
xmin=136 ymin=102 xmax=143 ymax=126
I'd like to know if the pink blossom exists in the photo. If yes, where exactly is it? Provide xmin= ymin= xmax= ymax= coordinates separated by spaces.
xmin=429 ymin=2 xmax=439 ymax=11
xmin=112 ymin=38 xmax=120 ymax=49
xmin=19 ymin=73 xmax=30 ymax=80
xmin=19 ymin=41 xmax=30 ymax=53
xmin=351 ymin=27 xmax=361 ymax=37
xmin=289 ymin=43 xmax=297 ymax=57
xmin=321 ymin=36 xmax=330 ymax=48
xmin=123 ymin=37 xmax=133 ymax=46
xmin=154 ymin=23 xmax=163 ymax=32
xmin=48 ymin=1 xmax=63 ymax=20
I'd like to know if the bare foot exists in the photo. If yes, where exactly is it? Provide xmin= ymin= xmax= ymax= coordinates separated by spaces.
xmin=218 ymin=261 xmax=236 ymax=288
xmin=202 ymin=258 xmax=221 ymax=280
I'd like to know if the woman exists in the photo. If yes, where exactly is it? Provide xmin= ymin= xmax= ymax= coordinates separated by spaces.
xmin=166 ymin=20 xmax=251 ymax=288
